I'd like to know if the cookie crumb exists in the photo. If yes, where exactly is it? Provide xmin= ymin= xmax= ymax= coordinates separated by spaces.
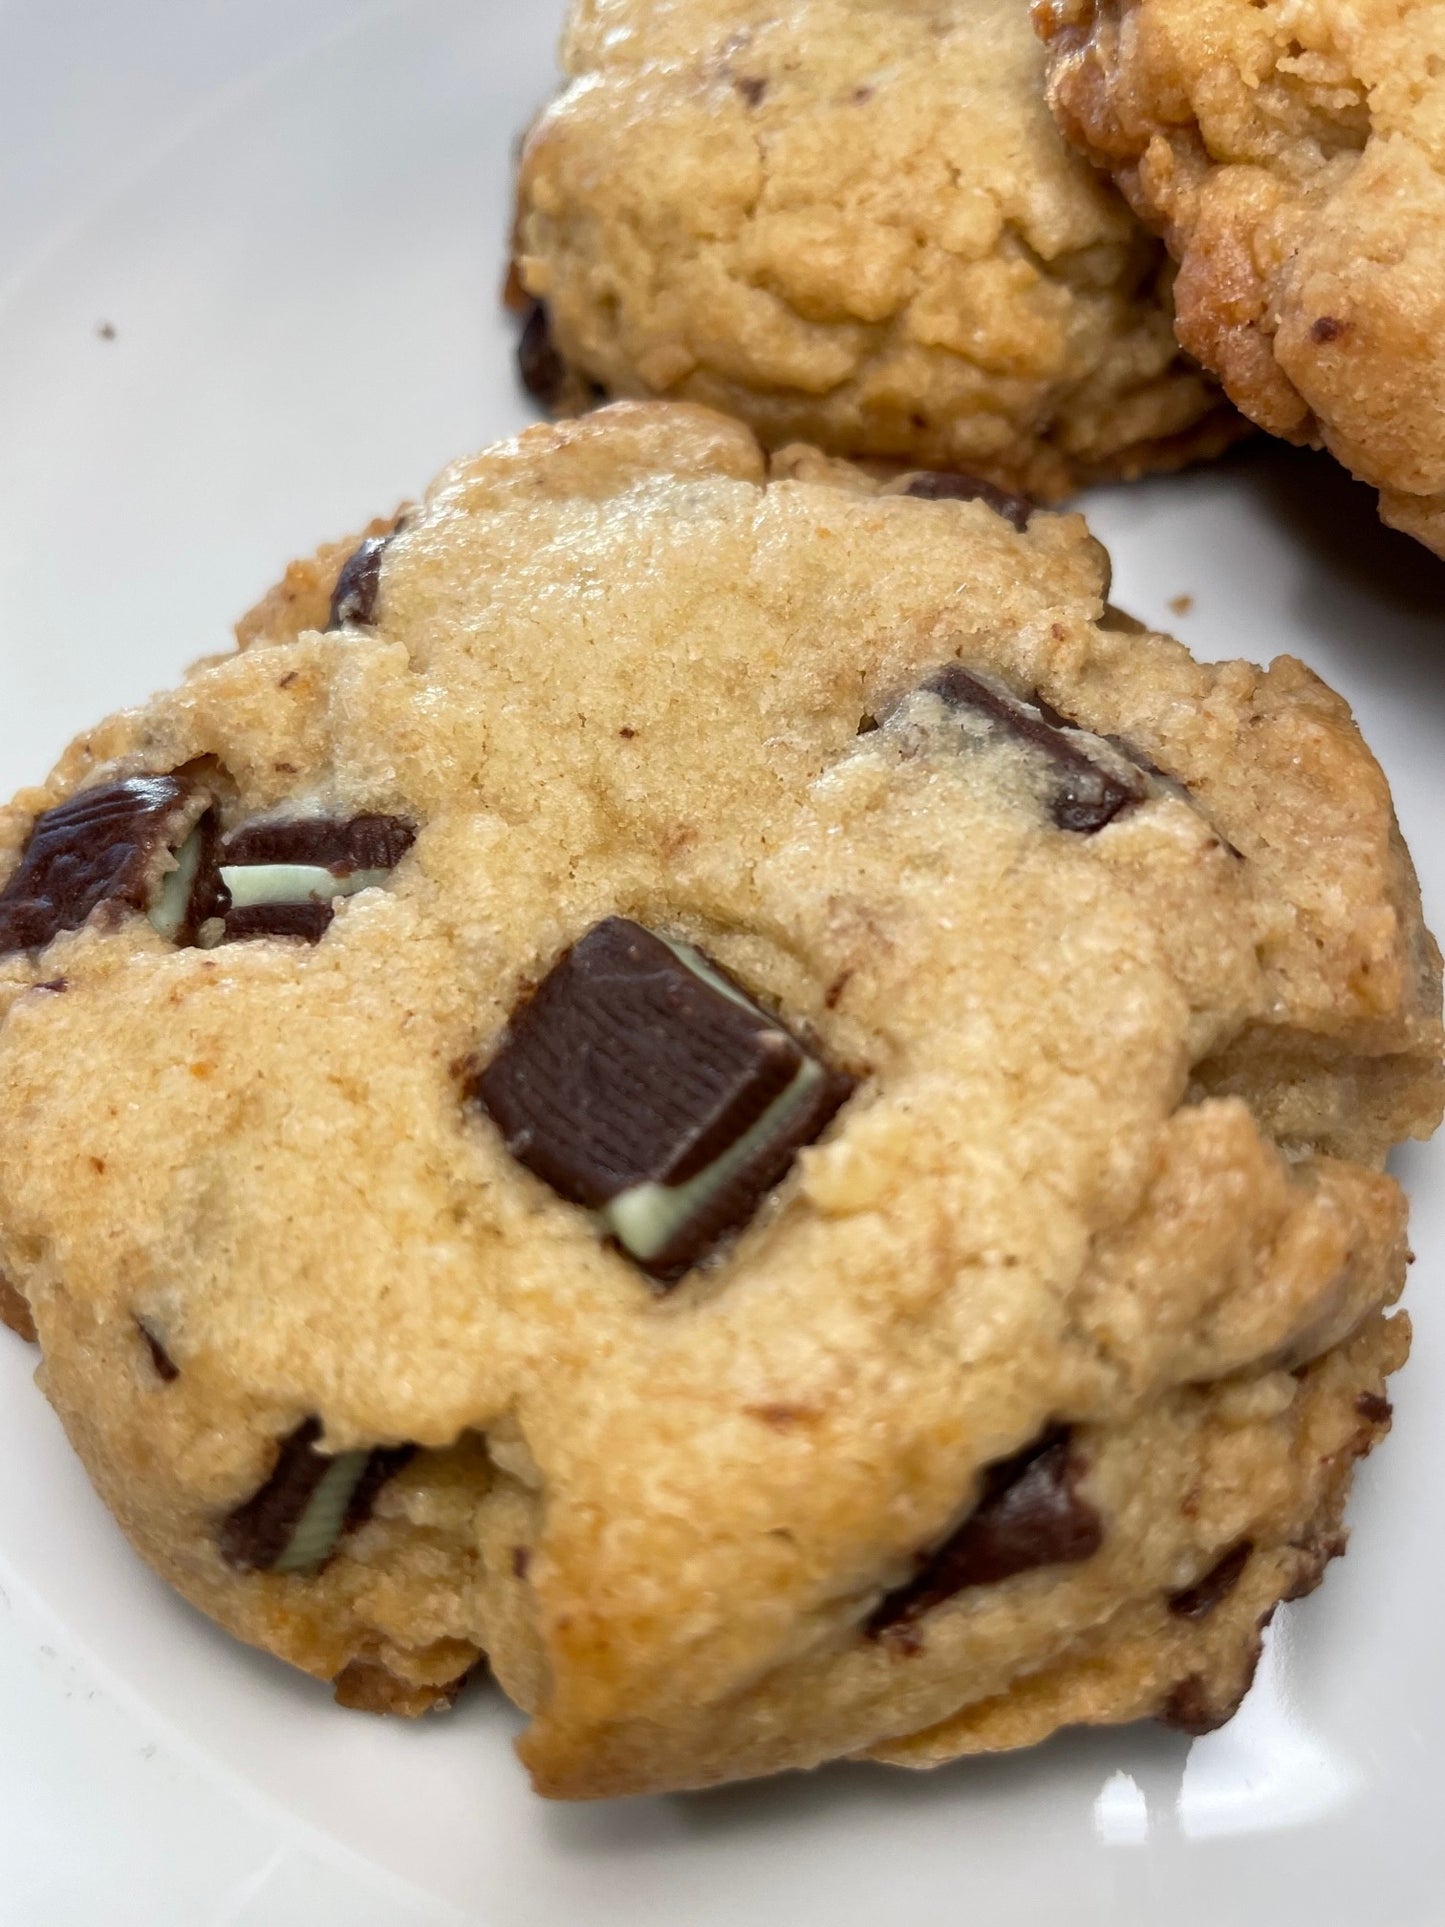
xmin=96 ymin=321 xmax=116 ymax=341
xmin=1169 ymin=594 xmax=1194 ymax=616
xmin=0 ymin=1273 xmax=37 ymax=1344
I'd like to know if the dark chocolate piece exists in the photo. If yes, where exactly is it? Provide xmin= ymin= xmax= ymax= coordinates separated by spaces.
xmin=221 ymin=814 xmax=416 ymax=873
xmin=218 ymin=1417 xmax=414 ymax=1575
xmin=215 ymin=814 xmax=416 ymax=944
xmin=1167 ymin=1540 xmax=1253 ymax=1621
xmin=517 ymin=299 xmax=568 ymax=408
xmin=0 ymin=1273 xmax=37 ymax=1345
xmin=1162 ymin=1607 xmax=1275 ymax=1734
xmin=901 ymin=470 xmax=1033 ymax=532
xmin=221 ymin=901 xmax=336 ymax=944
xmin=735 ymin=75 xmax=768 ymax=105
xmin=867 ymin=1427 xmax=1103 ymax=1638
xmin=925 ymin=665 xmax=1145 ymax=833
xmin=1030 ymin=695 xmax=1244 ymax=858
xmin=1356 ymin=1391 xmax=1392 ymax=1425
xmin=470 ymin=917 xmax=854 ymax=1284
xmin=0 ymin=775 xmax=212 ymax=957
xmin=136 ymin=1317 xmax=179 ymax=1383
xmin=326 ymin=536 xmax=391 ymax=631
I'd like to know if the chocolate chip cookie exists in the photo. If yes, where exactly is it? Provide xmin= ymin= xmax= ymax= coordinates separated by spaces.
xmin=0 ymin=402 xmax=1438 ymax=1797
xmin=1037 ymin=0 xmax=1445 ymax=555
xmin=509 ymin=0 xmax=1242 ymax=502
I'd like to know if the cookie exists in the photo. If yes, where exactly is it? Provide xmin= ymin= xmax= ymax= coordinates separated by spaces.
xmin=1037 ymin=0 xmax=1445 ymax=555
xmin=0 ymin=403 xmax=1438 ymax=1798
xmin=509 ymin=0 xmax=1242 ymax=502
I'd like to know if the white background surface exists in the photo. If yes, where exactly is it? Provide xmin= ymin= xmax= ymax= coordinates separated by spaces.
xmin=1 ymin=3 xmax=1443 ymax=1922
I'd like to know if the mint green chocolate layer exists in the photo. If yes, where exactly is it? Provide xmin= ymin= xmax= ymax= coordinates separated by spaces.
xmin=215 ymin=814 xmax=415 ymax=942
xmin=218 ymin=1417 xmax=415 ymax=1575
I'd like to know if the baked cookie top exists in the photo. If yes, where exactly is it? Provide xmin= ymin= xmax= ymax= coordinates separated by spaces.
xmin=0 ymin=403 xmax=1437 ymax=1795
xmin=1038 ymin=0 xmax=1445 ymax=554
xmin=512 ymin=0 xmax=1239 ymax=499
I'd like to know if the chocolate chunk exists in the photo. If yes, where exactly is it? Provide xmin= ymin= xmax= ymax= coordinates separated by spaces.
xmin=517 ymin=299 xmax=568 ymax=408
xmin=218 ymin=1417 xmax=415 ymax=1575
xmin=511 ymin=1545 xmax=532 ymax=1580
xmin=1356 ymin=1391 xmax=1392 ymax=1425
xmin=222 ymin=814 xmax=416 ymax=872
xmin=215 ymin=814 xmax=416 ymax=943
xmin=925 ymin=665 xmax=1145 ymax=833
xmin=1167 ymin=1540 xmax=1253 ymax=1621
xmin=900 ymin=470 xmax=1034 ymax=532
xmin=136 ymin=1317 xmax=179 ymax=1383
xmin=1029 ymin=697 xmax=1244 ymax=859
xmin=0 ymin=1273 xmax=37 ymax=1345
xmin=221 ymin=901 xmax=336 ymax=944
xmin=1162 ymin=1608 xmax=1275 ymax=1734
xmin=0 ymin=775 xmax=216 ymax=957
xmin=1311 ymin=315 xmax=1346 ymax=344
xmin=471 ymin=917 xmax=854 ymax=1284
xmin=326 ymin=536 xmax=390 ymax=631
xmin=735 ymin=75 xmax=767 ymax=105
xmin=867 ymin=1428 xmax=1103 ymax=1638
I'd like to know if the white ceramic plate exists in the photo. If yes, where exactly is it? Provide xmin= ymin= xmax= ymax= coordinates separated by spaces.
xmin=2 ymin=4 xmax=1443 ymax=1922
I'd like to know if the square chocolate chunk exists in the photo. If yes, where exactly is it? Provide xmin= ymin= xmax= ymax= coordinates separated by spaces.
xmin=0 ymin=775 xmax=213 ymax=958
xmin=471 ymin=918 xmax=854 ymax=1284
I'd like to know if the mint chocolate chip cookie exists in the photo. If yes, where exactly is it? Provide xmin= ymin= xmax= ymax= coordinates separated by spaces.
xmin=1036 ymin=0 xmax=1445 ymax=555
xmin=509 ymin=0 xmax=1242 ymax=501
xmin=0 ymin=402 xmax=1438 ymax=1795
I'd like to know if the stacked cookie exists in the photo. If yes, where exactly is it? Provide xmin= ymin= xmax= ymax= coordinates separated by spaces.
xmin=0 ymin=0 xmax=1441 ymax=1804
xmin=511 ymin=0 xmax=1240 ymax=500
xmin=513 ymin=0 xmax=1445 ymax=555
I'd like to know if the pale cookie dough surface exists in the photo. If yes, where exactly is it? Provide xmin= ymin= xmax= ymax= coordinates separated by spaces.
xmin=1037 ymin=0 xmax=1445 ymax=554
xmin=511 ymin=0 xmax=1241 ymax=501
xmin=0 ymin=403 xmax=1439 ymax=1798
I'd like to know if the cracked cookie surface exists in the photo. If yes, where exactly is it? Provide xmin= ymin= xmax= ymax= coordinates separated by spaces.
xmin=511 ymin=0 xmax=1241 ymax=501
xmin=0 ymin=402 xmax=1438 ymax=1797
xmin=1037 ymin=0 xmax=1445 ymax=554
